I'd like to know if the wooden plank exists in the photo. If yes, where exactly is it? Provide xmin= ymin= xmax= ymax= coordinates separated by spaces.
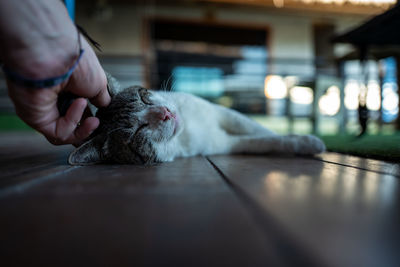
xmin=0 ymin=132 xmax=71 ymax=159
xmin=320 ymin=152 xmax=400 ymax=178
xmin=0 ymin=132 xmax=72 ymax=188
xmin=0 ymin=150 xmax=72 ymax=189
xmin=0 ymin=156 xmax=286 ymax=266
xmin=208 ymin=155 xmax=400 ymax=267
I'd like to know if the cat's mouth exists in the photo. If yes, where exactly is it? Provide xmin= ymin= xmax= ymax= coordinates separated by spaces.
xmin=160 ymin=107 xmax=181 ymax=137
xmin=171 ymin=112 xmax=181 ymax=137
xmin=145 ymin=105 xmax=181 ymax=138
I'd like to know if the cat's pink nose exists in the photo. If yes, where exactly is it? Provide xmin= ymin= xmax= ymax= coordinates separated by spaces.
xmin=159 ymin=107 xmax=173 ymax=121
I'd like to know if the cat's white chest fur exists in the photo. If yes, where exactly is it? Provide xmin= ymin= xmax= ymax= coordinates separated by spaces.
xmin=175 ymin=94 xmax=229 ymax=156
xmin=152 ymin=92 xmax=230 ymax=160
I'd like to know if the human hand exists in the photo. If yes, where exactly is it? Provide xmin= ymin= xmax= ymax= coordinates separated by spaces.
xmin=0 ymin=0 xmax=111 ymax=146
xmin=6 ymin=37 xmax=110 ymax=146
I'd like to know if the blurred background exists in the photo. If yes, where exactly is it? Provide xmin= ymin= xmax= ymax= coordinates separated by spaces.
xmin=1 ymin=0 xmax=400 ymax=159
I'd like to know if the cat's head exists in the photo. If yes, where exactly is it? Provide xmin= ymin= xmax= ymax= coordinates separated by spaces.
xmin=68 ymin=86 xmax=182 ymax=165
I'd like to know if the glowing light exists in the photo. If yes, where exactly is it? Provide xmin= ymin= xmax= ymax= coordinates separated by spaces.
xmin=319 ymin=86 xmax=341 ymax=116
xmin=344 ymin=81 xmax=360 ymax=110
xmin=382 ymin=83 xmax=399 ymax=111
xmin=366 ymin=81 xmax=381 ymax=111
xmin=264 ymin=75 xmax=288 ymax=99
xmin=290 ymin=86 xmax=314 ymax=105
xmin=273 ymin=0 xmax=285 ymax=7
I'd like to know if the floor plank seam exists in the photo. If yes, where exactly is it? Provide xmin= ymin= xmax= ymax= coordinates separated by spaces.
xmin=315 ymin=158 xmax=400 ymax=178
xmin=205 ymin=156 xmax=326 ymax=267
xmin=0 ymin=166 xmax=79 ymax=198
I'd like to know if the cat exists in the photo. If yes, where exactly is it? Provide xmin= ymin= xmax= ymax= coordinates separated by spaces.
xmin=68 ymin=75 xmax=326 ymax=165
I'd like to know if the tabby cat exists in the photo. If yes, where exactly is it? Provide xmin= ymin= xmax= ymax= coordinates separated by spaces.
xmin=69 ymin=75 xmax=325 ymax=165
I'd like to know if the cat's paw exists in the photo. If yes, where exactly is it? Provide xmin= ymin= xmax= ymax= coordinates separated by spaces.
xmin=291 ymin=134 xmax=326 ymax=155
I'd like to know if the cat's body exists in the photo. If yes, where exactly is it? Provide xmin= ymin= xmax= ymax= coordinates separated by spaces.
xmin=146 ymin=91 xmax=275 ymax=161
xmin=69 ymin=77 xmax=325 ymax=165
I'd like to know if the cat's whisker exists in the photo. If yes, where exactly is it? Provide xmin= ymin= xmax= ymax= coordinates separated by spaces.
xmin=166 ymin=75 xmax=173 ymax=92
xmin=171 ymin=80 xmax=177 ymax=92
xmin=160 ymin=79 xmax=166 ymax=92
xmin=160 ymin=75 xmax=173 ymax=92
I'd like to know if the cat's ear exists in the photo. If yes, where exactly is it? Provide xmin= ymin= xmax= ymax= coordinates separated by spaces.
xmin=68 ymin=135 xmax=106 ymax=165
xmin=105 ymin=72 xmax=121 ymax=97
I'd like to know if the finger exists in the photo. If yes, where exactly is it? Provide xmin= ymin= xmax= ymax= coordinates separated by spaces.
xmin=89 ymin=84 xmax=111 ymax=108
xmin=72 ymin=116 xmax=99 ymax=147
xmin=56 ymin=98 xmax=87 ymax=143
xmin=67 ymin=38 xmax=111 ymax=107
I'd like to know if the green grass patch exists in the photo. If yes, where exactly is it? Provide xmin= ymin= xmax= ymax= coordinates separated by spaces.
xmin=320 ymin=134 xmax=400 ymax=162
xmin=0 ymin=113 xmax=32 ymax=131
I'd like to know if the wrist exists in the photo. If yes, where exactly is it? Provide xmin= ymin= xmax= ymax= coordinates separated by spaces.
xmin=0 ymin=0 xmax=80 ymax=80
xmin=2 ymin=33 xmax=81 ymax=82
xmin=2 ymin=47 xmax=84 ymax=89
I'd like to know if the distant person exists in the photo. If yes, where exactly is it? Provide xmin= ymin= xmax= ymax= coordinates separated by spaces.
xmin=0 ymin=0 xmax=110 ymax=146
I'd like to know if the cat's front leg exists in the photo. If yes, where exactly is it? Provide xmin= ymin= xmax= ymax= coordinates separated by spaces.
xmin=282 ymin=134 xmax=326 ymax=155
xmin=229 ymin=134 xmax=325 ymax=155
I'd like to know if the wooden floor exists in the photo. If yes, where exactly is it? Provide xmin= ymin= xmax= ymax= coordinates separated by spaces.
xmin=1 ymin=132 xmax=400 ymax=267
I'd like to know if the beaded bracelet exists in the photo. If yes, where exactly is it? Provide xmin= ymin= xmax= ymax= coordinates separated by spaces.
xmin=1 ymin=28 xmax=85 ymax=89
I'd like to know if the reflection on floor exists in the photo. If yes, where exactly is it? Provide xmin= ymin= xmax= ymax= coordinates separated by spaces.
xmin=0 ymin=132 xmax=399 ymax=267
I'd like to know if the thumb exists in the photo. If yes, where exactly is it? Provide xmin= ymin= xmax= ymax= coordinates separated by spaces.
xmin=66 ymin=37 xmax=111 ymax=108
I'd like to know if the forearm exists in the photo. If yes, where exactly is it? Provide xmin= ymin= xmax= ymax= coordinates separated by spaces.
xmin=0 ymin=0 xmax=79 ymax=79
xmin=0 ymin=0 xmax=110 ymax=146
